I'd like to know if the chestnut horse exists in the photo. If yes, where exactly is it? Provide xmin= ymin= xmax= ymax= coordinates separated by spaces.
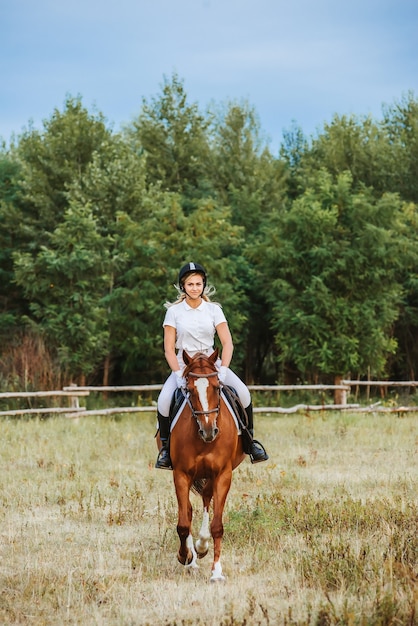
xmin=163 ymin=349 xmax=245 ymax=582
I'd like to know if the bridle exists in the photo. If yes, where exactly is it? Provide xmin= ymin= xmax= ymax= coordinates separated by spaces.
xmin=185 ymin=370 xmax=221 ymax=419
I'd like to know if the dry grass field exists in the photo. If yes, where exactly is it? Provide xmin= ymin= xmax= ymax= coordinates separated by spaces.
xmin=0 ymin=409 xmax=417 ymax=625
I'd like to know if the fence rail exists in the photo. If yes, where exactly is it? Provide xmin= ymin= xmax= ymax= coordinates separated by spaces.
xmin=0 ymin=407 xmax=86 ymax=417
xmin=0 ymin=381 xmax=417 ymax=417
xmin=342 ymin=380 xmax=418 ymax=387
xmin=0 ymin=389 xmax=91 ymax=417
xmin=0 ymin=390 xmax=90 ymax=398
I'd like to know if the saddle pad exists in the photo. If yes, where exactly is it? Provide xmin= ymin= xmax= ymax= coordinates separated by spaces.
xmin=170 ymin=396 xmax=188 ymax=431
xmin=221 ymin=391 xmax=241 ymax=433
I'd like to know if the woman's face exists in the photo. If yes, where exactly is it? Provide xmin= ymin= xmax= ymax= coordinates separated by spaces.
xmin=183 ymin=273 xmax=204 ymax=299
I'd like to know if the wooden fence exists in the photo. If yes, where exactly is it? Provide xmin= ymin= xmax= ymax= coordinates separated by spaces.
xmin=1 ymin=380 xmax=418 ymax=417
xmin=0 ymin=389 xmax=90 ymax=417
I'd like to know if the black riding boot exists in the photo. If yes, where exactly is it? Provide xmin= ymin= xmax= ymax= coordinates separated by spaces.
xmin=155 ymin=412 xmax=172 ymax=470
xmin=243 ymin=403 xmax=269 ymax=464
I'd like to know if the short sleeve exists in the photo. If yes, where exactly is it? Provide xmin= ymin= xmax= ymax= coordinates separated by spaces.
xmin=163 ymin=306 xmax=177 ymax=328
xmin=212 ymin=303 xmax=227 ymax=327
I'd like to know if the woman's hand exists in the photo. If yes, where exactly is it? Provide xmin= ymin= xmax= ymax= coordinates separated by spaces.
xmin=217 ymin=365 xmax=228 ymax=383
xmin=175 ymin=370 xmax=186 ymax=389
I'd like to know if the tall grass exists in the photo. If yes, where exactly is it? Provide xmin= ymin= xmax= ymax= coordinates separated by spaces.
xmin=0 ymin=411 xmax=417 ymax=625
xmin=0 ymin=330 xmax=63 ymax=391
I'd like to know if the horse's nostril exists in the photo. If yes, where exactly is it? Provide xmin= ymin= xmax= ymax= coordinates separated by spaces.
xmin=214 ymin=428 xmax=219 ymax=437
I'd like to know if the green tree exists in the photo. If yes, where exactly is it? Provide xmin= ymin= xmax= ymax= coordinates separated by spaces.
xmin=126 ymin=88 xmax=276 ymax=380
xmin=13 ymin=201 xmax=110 ymax=383
xmin=15 ymin=96 xmax=111 ymax=246
xmin=207 ymin=101 xmax=288 ymax=381
xmin=110 ymin=191 xmax=245 ymax=381
xmin=251 ymin=170 xmax=413 ymax=384
xmin=278 ymin=97 xmax=418 ymax=384
xmin=382 ymin=91 xmax=418 ymax=203
xmin=390 ymin=201 xmax=418 ymax=379
xmin=9 ymin=98 xmax=118 ymax=384
xmin=279 ymin=121 xmax=309 ymax=199
xmin=65 ymin=134 xmax=149 ymax=383
xmin=0 ymin=154 xmax=28 ymax=336
xmin=289 ymin=96 xmax=418 ymax=205
xmin=126 ymin=73 xmax=212 ymax=205
xmin=208 ymin=101 xmax=286 ymax=234
xmin=297 ymin=114 xmax=390 ymax=196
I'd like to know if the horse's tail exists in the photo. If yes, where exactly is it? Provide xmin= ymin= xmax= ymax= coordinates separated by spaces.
xmin=191 ymin=478 xmax=207 ymax=496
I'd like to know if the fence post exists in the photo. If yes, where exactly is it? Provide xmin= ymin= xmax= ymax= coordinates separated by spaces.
xmin=68 ymin=383 xmax=80 ymax=410
xmin=334 ymin=376 xmax=347 ymax=405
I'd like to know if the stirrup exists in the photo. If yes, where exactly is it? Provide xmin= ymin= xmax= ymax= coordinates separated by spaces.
xmin=249 ymin=440 xmax=269 ymax=464
xmin=155 ymin=447 xmax=173 ymax=470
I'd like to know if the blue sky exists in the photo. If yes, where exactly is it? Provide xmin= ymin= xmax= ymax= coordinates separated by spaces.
xmin=1 ymin=0 xmax=417 ymax=152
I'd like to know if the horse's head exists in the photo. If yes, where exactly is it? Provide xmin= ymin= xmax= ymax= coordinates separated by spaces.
xmin=183 ymin=349 xmax=220 ymax=443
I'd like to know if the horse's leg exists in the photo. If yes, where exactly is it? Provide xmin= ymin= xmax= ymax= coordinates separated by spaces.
xmin=173 ymin=471 xmax=198 ymax=568
xmin=195 ymin=479 xmax=213 ymax=559
xmin=209 ymin=471 xmax=232 ymax=582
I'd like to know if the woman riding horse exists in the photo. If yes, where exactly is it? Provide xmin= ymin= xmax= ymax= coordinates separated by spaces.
xmin=155 ymin=262 xmax=268 ymax=469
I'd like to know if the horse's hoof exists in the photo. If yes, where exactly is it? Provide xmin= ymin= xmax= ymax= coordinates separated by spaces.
xmin=210 ymin=574 xmax=226 ymax=583
xmin=178 ymin=551 xmax=197 ymax=568
xmin=210 ymin=562 xmax=225 ymax=582
xmin=177 ymin=554 xmax=189 ymax=566
xmin=197 ymin=549 xmax=209 ymax=559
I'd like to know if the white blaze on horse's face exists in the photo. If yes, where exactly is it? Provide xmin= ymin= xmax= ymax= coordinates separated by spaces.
xmin=195 ymin=377 xmax=210 ymax=421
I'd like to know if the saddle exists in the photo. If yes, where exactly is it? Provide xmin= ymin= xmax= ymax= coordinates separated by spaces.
xmin=220 ymin=385 xmax=249 ymax=430
xmin=169 ymin=388 xmax=187 ymax=427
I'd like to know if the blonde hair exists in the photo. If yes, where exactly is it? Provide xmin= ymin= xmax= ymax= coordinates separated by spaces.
xmin=164 ymin=276 xmax=219 ymax=309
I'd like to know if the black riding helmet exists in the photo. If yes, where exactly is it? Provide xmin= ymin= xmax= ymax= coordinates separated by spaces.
xmin=178 ymin=262 xmax=207 ymax=291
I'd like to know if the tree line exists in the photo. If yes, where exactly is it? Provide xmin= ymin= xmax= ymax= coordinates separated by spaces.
xmin=1 ymin=74 xmax=418 ymax=389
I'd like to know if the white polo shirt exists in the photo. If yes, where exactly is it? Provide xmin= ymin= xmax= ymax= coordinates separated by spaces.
xmin=163 ymin=299 xmax=227 ymax=356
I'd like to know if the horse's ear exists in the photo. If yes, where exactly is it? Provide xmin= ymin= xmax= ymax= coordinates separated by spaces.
xmin=183 ymin=350 xmax=191 ymax=365
xmin=210 ymin=348 xmax=219 ymax=364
